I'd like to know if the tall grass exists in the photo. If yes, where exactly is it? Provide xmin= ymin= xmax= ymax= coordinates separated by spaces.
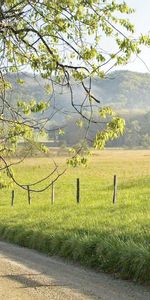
xmin=0 ymin=150 xmax=150 ymax=282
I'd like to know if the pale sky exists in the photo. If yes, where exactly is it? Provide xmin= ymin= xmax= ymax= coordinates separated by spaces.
xmin=118 ymin=1 xmax=150 ymax=73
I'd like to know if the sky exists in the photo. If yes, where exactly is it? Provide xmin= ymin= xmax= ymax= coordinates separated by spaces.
xmin=118 ymin=1 xmax=150 ymax=73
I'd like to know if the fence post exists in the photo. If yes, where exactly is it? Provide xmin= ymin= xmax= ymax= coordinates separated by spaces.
xmin=51 ymin=181 xmax=54 ymax=205
xmin=27 ymin=185 xmax=31 ymax=205
xmin=113 ymin=175 xmax=117 ymax=204
xmin=76 ymin=178 xmax=80 ymax=204
xmin=11 ymin=190 xmax=14 ymax=207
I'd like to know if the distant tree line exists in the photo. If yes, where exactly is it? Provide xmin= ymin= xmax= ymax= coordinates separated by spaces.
xmin=50 ymin=111 xmax=150 ymax=149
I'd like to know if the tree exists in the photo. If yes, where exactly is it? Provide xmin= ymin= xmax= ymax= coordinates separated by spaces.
xmin=0 ymin=0 xmax=149 ymax=190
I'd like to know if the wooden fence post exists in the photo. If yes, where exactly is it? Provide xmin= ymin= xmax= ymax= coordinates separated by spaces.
xmin=27 ymin=185 xmax=31 ymax=205
xmin=113 ymin=175 xmax=117 ymax=204
xmin=11 ymin=190 xmax=14 ymax=207
xmin=51 ymin=181 xmax=54 ymax=205
xmin=76 ymin=178 xmax=80 ymax=204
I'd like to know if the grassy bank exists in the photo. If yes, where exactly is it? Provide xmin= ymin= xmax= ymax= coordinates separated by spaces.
xmin=0 ymin=150 xmax=150 ymax=283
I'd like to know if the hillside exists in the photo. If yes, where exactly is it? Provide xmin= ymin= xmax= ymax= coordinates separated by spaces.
xmin=4 ymin=71 xmax=150 ymax=148
xmin=92 ymin=70 xmax=150 ymax=110
xmin=5 ymin=70 xmax=150 ymax=112
xmin=6 ymin=70 xmax=150 ymax=113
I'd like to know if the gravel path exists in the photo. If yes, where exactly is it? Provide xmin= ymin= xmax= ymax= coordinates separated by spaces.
xmin=0 ymin=241 xmax=150 ymax=299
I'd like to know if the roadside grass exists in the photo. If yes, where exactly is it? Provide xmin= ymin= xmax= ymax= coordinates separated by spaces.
xmin=0 ymin=150 xmax=150 ymax=282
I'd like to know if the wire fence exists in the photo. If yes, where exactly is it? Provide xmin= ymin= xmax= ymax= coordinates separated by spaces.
xmin=1 ymin=172 xmax=149 ymax=208
xmin=8 ymin=175 xmax=123 ymax=207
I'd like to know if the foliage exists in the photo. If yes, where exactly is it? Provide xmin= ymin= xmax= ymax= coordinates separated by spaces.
xmin=94 ymin=117 xmax=125 ymax=149
xmin=107 ymin=111 xmax=150 ymax=148
xmin=0 ymin=1 xmax=149 ymax=183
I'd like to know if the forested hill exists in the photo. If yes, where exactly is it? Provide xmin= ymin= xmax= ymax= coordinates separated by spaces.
xmin=6 ymin=70 xmax=150 ymax=111
xmin=92 ymin=70 xmax=150 ymax=110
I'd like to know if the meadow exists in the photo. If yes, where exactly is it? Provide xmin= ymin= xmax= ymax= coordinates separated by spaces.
xmin=0 ymin=149 xmax=150 ymax=283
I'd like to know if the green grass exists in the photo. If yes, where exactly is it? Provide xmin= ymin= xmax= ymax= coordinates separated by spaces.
xmin=0 ymin=149 xmax=150 ymax=283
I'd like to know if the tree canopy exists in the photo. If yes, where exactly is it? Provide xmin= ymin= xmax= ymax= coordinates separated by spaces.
xmin=0 ymin=0 xmax=149 ymax=189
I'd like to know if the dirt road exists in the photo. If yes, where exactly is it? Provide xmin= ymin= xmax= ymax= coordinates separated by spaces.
xmin=0 ymin=241 xmax=150 ymax=300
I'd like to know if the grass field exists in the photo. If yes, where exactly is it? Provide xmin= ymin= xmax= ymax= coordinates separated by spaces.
xmin=0 ymin=149 xmax=150 ymax=283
